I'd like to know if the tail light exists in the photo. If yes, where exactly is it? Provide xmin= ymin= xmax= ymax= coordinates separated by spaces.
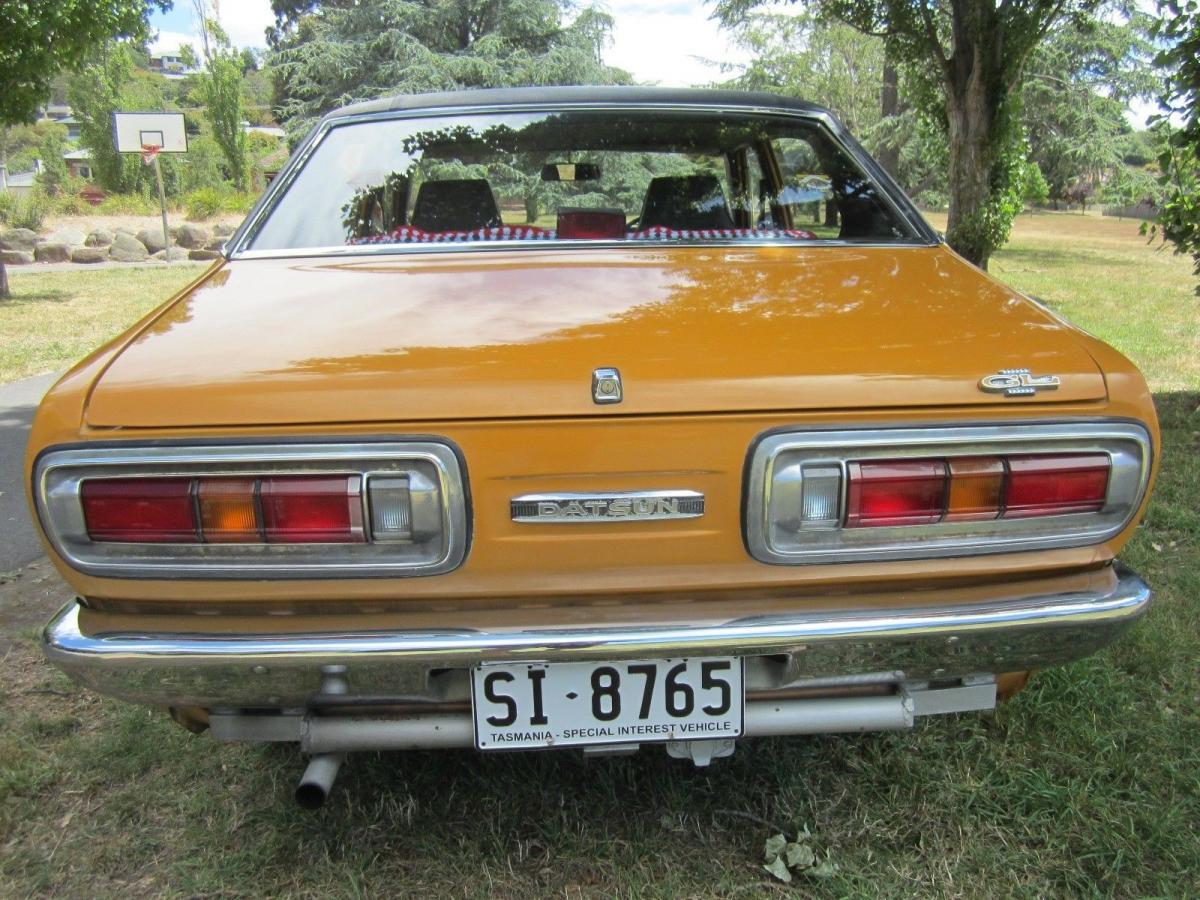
xmin=557 ymin=208 xmax=627 ymax=239
xmin=748 ymin=423 xmax=1151 ymax=565
xmin=34 ymin=443 xmax=467 ymax=579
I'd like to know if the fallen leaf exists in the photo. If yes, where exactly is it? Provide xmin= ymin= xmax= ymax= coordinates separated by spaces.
xmin=763 ymin=833 xmax=787 ymax=862
xmin=805 ymin=859 xmax=839 ymax=879
xmin=764 ymin=857 xmax=792 ymax=883
xmin=786 ymin=842 xmax=816 ymax=869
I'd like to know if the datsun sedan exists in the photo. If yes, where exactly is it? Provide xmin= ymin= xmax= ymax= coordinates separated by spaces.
xmin=29 ymin=87 xmax=1157 ymax=808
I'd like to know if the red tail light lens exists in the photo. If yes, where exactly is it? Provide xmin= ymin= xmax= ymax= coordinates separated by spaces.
xmin=260 ymin=476 xmax=365 ymax=543
xmin=81 ymin=478 xmax=196 ymax=543
xmin=1005 ymin=454 xmax=1109 ymax=517
xmin=556 ymin=208 xmax=627 ymax=239
xmin=846 ymin=460 xmax=947 ymax=527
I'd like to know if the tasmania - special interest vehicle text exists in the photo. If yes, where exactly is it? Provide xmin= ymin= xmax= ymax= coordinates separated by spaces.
xmin=28 ymin=87 xmax=1157 ymax=808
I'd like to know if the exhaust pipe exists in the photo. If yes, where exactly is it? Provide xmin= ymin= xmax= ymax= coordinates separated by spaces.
xmin=295 ymin=753 xmax=343 ymax=809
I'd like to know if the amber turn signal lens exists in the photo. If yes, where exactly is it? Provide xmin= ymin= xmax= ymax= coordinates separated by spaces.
xmin=945 ymin=457 xmax=1004 ymax=522
xmin=198 ymin=478 xmax=259 ymax=542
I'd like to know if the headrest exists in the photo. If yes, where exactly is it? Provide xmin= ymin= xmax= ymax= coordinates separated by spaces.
xmin=639 ymin=174 xmax=735 ymax=230
xmin=411 ymin=179 xmax=502 ymax=232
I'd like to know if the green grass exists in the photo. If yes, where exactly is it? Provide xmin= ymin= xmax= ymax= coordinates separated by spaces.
xmin=0 ymin=265 xmax=204 ymax=383
xmin=1 ymin=213 xmax=1198 ymax=897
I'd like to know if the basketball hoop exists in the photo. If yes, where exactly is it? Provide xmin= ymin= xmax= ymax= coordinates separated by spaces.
xmin=141 ymin=143 xmax=162 ymax=165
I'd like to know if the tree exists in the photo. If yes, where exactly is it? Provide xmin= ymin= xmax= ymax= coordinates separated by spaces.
xmin=1148 ymin=0 xmax=1200 ymax=293
xmin=0 ymin=0 xmax=170 ymax=299
xmin=723 ymin=11 xmax=887 ymax=136
xmin=36 ymin=130 xmax=72 ymax=197
xmin=192 ymin=6 xmax=249 ymax=188
xmin=267 ymin=1 xmax=629 ymax=141
xmin=716 ymin=0 xmax=1107 ymax=269
xmin=1021 ymin=9 xmax=1155 ymax=207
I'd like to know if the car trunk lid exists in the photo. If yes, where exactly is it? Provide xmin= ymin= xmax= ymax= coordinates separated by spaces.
xmin=83 ymin=246 xmax=1106 ymax=428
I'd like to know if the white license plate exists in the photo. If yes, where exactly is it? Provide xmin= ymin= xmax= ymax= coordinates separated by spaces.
xmin=471 ymin=657 xmax=743 ymax=750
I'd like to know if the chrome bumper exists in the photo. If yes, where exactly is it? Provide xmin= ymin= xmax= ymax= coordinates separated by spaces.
xmin=41 ymin=565 xmax=1151 ymax=709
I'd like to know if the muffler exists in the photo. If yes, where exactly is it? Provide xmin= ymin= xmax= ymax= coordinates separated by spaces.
xmin=295 ymin=753 xmax=343 ymax=809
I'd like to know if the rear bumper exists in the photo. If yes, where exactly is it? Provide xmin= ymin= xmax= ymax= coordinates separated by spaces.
xmin=42 ymin=564 xmax=1150 ymax=709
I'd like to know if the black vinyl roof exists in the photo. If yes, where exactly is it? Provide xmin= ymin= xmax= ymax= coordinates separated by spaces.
xmin=328 ymin=85 xmax=833 ymax=122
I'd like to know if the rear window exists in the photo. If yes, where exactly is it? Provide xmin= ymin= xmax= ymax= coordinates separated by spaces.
xmin=248 ymin=108 xmax=919 ymax=252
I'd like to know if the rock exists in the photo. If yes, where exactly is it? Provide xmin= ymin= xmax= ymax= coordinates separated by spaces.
xmin=44 ymin=227 xmax=86 ymax=247
xmin=115 ymin=225 xmax=139 ymax=236
xmin=108 ymin=232 xmax=149 ymax=262
xmin=211 ymin=222 xmax=236 ymax=237
xmin=204 ymin=235 xmax=226 ymax=252
xmin=136 ymin=227 xmax=167 ymax=254
xmin=0 ymin=228 xmax=38 ymax=252
xmin=34 ymin=242 xmax=71 ymax=263
xmin=85 ymin=229 xmax=115 ymax=247
xmin=0 ymin=249 xmax=34 ymax=265
xmin=152 ymin=247 xmax=189 ymax=261
xmin=188 ymin=248 xmax=223 ymax=261
xmin=175 ymin=223 xmax=211 ymax=249
xmin=70 ymin=246 xmax=108 ymax=264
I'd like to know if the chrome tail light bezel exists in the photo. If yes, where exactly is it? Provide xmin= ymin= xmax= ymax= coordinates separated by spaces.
xmin=33 ymin=441 xmax=470 ymax=579
xmin=744 ymin=421 xmax=1153 ymax=565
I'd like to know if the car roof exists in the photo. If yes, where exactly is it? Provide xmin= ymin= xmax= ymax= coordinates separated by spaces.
xmin=325 ymin=86 xmax=833 ymax=123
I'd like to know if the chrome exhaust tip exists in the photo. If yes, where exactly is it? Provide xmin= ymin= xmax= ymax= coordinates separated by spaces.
xmin=295 ymin=753 xmax=343 ymax=809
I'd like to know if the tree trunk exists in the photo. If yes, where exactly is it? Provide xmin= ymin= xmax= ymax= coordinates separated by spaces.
xmin=944 ymin=39 xmax=996 ymax=270
xmin=877 ymin=58 xmax=901 ymax=179
xmin=0 ymin=258 xmax=9 ymax=301
xmin=824 ymin=201 xmax=839 ymax=229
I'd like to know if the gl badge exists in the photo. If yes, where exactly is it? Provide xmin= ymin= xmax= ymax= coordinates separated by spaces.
xmin=592 ymin=367 xmax=622 ymax=404
xmin=979 ymin=368 xmax=1061 ymax=397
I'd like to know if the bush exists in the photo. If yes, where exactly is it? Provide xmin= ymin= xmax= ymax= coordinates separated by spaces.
xmin=184 ymin=187 xmax=256 ymax=220
xmin=183 ymin=187 xmax=223 ymax=220
xmin=916 ymin=189 xmax=949 ymax=212
xmin=0 ymin=189 xmax=52 ymax=231
xmin=95 ymin=193 xmax=158 ymax=216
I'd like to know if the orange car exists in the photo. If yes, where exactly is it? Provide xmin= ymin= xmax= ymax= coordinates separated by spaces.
xmin=29 ymin=88 xmax=1156 ymax=808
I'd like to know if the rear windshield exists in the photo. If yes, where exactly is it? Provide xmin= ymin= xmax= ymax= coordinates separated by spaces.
xmin=248 ymin=109 xmax=920 ymax=252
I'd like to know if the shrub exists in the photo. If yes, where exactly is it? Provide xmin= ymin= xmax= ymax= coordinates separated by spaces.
xmin=184 ymin=187 xmax=223 ymax=221
xmin=916 ymin=189 xmax=949 ymax=212
xmin=95 ymin=193 xmax=158 ymax=216
xmin=183 ymin=187 xmax=256 ymax=220
xmin=4 ymin=189 xmax=52 ymax=231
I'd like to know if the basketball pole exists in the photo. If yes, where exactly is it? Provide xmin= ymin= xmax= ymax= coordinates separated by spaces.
xmin=152 ymin=153 xmax=170 ymax=260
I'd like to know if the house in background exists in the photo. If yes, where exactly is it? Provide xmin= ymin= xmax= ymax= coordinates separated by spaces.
xmin=149 ymin=50 xmax=199 ymax=78
xmin=63 ymin=148 xmax=93 ymax=181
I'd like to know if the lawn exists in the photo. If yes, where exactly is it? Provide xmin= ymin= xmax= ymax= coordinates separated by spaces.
xmin=0 ymin=265 xmax=206 ymax=383
xmin=0 ymin=213 xmax=1198 ymax=897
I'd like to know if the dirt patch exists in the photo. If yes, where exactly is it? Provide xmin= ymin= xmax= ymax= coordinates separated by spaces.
xmin=0 ymin=559 xmax=71 ymax=653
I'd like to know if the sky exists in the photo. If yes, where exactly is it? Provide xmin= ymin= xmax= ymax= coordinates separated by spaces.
xmin=148 ymin=1 xmax=1158 ymax=127
xmin=148 ymin=1 xmax=752 ymax=87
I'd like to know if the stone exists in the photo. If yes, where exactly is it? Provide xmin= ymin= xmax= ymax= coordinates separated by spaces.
xmin=175 ymin=223 xmax=211 ymax=249
xmin=70 ymin=246 xmax=108 ymax=264
xmin=85 ymin=229 xmax=115 ymax=247
xmin=204 ymin=235 xmax=227 ymax=252
xmin=152 ymin=247 xmax=189 ymax=261
xmin=0 ymin=228 xmax=38 ymax=252
xmin=188 ymin=248 xmax=223 ymax=261
xmin=211 ymin=221 xmax=236 ymax=237
xmin=0 ymin=249 xmax=34 ymax=265
xmin=136 ymin=227 xmax=167 ymax=254
xmin=44 ymin=227 xmax=86 ymax=247
xmin=34 ymin=242 xmax=71 ymax=263
xmin=108 ymin=232 xmax=149 ymax=262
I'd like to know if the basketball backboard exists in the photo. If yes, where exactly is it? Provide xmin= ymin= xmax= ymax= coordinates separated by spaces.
xmin=111 ymin=112 xmax=188 ymax=153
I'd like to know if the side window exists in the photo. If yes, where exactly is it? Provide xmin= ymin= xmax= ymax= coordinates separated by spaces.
xmin=771 ymin=137 xmax=837 ymax=236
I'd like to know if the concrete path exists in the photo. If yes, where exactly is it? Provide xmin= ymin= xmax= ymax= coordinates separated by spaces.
xmin=0 ymin=373 xmax=60 ymax=572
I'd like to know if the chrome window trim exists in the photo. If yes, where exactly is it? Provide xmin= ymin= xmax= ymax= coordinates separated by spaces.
xmin=226 ymin=101 xmax=938 ymax=259
xmin=744 ymin=422 xmax=1153 ymax=565
xmin=34 ymin=442 xmax=469 ymax=579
